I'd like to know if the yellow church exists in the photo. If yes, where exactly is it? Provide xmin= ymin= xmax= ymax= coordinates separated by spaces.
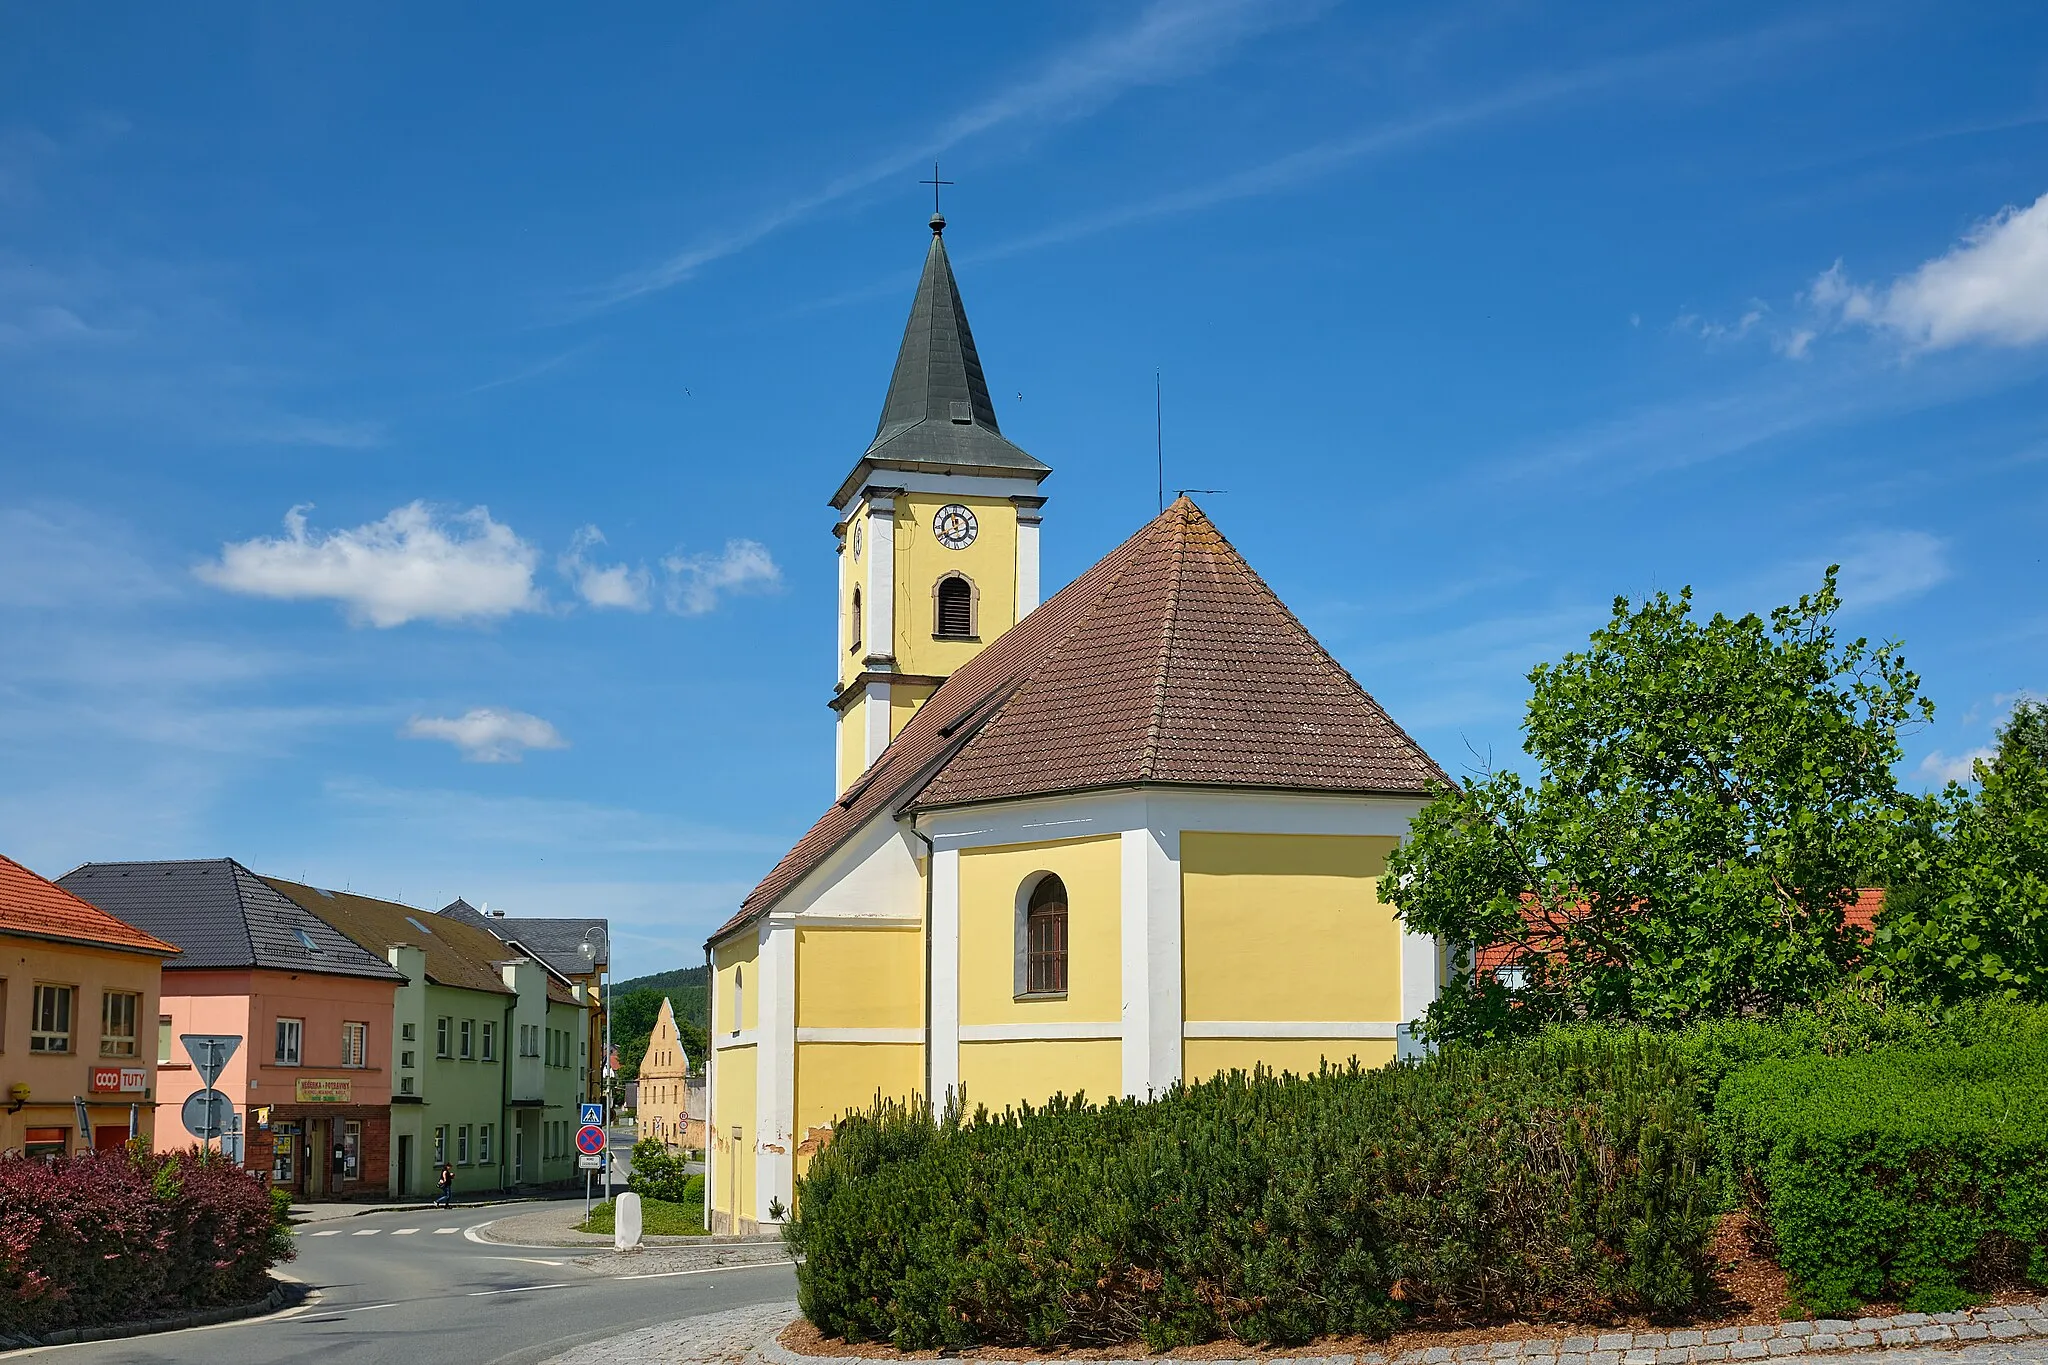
xmin=703 ymin=209 xmax=1449 ymax=1234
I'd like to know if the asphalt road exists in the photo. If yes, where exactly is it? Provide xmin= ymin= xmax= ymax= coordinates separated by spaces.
xmin=18 ymin=1199 xmax=798 ymax=1365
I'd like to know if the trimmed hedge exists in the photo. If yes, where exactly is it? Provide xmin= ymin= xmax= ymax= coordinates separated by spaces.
xmin=1717 ymin=1040 xmax=2048 ymax=1315
xmin=787 ymin=1037 xmax=1712 ymax=1350
xmin=0 ymin=1145 xmax=293 ymax=1337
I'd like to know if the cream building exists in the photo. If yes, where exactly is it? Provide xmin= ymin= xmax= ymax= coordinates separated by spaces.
xmin=703 ymin=212 xmax=1448 ymax=1233
xmin=635 ymin=996 xmax=698 ymax=1151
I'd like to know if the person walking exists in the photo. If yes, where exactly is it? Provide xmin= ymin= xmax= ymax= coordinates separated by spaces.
xmin=433 ymin=1163 xmax=455 ymax=1208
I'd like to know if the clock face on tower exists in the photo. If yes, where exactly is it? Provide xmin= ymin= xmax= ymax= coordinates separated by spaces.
xmin=933 ymin=503 xmax=978 ymax=550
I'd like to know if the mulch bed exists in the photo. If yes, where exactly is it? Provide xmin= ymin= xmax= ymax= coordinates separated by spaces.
xmin=779 ymin=1213 xmax=1845 ymax=1360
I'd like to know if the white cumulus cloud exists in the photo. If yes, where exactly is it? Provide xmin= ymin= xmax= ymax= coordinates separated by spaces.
xmin=196 ymin=502 xmax=542 ymax=627
xmin=559 ymin=525 xmax=651 ymax=611
xmin=1918 ymin=747 xmax=1993 ymax=785
xmin=403 ymin=708 xmax=568 ymax=763
xmin=661 ymin=540 xmax=781 ymax=616
xmin=1811 ymin=191 xmax=2048 ymax=350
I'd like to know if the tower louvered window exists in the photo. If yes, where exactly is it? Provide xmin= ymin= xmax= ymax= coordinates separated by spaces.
xmin=849 ymin=589 xmax=862 ymax=650
xmin=1025 ymin=875 xmax=1068 ymax=995
xmin=936 ymin=576 xmax=973 ymax=637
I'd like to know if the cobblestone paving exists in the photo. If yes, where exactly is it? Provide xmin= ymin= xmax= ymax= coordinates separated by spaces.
xmin=547 ymin=1302 xmax=799 ymax=1365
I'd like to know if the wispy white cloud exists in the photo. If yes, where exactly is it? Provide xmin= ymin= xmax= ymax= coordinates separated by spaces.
xmin=1810 ymin=191 xmax=2048 ymax=351
xmin=1833 ymin=530 xmax=1951 ymax=608
xmin=559 ymin=525 xmax=652 ymax=611
xmin=323 ymin=777 xmax=785 ymax=856
xmin=0 ymin=503 xmax=173 ymax=608
xmin=588 ymin=0 xmax=1324 ymax=306
xmin=661 ymin=540 xmax=781 ymax=616
xmin=196 ymin=502 xmax=544 ymax=627
xmin=403 ymin=707 xmax=569 ymax=763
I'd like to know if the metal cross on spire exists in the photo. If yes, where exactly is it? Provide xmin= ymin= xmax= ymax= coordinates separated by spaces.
xmin=920 ymin=161 xmax=954 ymax=217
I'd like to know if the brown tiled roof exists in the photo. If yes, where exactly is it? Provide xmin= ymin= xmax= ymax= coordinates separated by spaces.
xmin=0 ymin=852 xmax=180 ymax=957
xmin=263 ymin=876 xmax=516 ymax=998
xmin=713 ymin=498 xmax=1445 ymax=943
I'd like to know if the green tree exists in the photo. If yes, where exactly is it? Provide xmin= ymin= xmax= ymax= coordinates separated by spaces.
xmin=610 ymin=987 xmax=709 ymax=1085
xmin=1383 ymin=571 xmax=1929 ymax=1042
xmin=1871 ymin=703 xmax=2048 ymax=1004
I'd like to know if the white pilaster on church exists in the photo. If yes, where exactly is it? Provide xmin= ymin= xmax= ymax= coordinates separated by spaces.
xmin=1014 ymin=498 xmax=1043 ymax=616
xmin=865 ymin=493 xmax=897 ymax=650
xmin=864 ymin=682 xmax=892 ymax=766
xmin=928 ymin=846 xmax=962 ymax=1112
xmin=754 ymin=916 xmax=797 ymax=1223
xmin=1118 ymin=822 xmax=1184 ymax=1098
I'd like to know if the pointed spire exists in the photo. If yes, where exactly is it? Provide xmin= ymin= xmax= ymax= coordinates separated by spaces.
xmin=834 ymin=216 xmax=1048 ymax=507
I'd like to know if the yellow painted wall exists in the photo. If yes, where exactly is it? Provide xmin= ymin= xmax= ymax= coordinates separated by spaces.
xmin=0 ymin=935 xmax=167 ymax=1155
xmin=795 ymin=927 xmax=923 ymax=1030
xmin=1181 ymin=832 xmax=1402 ymax=1026
xmin=794 ymin=1041 xmax=922 ymax=1144
xmin=959 ymin=1040 xmax=1119 ymax=1114
xmin=836 ymin=694 xmax=869 ymax=795
xmin=709 ymin=1042 xmax=756 ymax=1226
xmin=958 ymin=835 xmax=1120 ymax=1027
xmin=1183 ymin=1037 xmax=1396 ymax=1082
xmin=894 ymin=493 xmax=1018 ymax=677
xmin=890 ymin=681 xmax=934 ymax=738
xmin=712 ymin=936 xmax=759 ymax=1037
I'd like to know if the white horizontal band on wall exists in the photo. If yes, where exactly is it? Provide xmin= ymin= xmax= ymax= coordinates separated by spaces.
xmin=958 ymin=1021 xmax=1122 ymax=1043
xmin=1181 ymin=1021 xmax=1401 ymax=1040
xmin=714 ymin=1028 xmax=759 ymax=1050
xmin=785 ymin=914 xmax=923 ymax=929
xmin=795 ymin=1027 xmax=924 ymax=1044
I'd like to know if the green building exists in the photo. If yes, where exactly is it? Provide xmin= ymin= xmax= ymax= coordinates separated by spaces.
xmin=266 ymin=878 xmax=591 ymax=1198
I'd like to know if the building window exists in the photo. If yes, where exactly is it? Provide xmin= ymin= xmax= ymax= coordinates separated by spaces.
xmin=400 ymin=1076 xmax=415 ymax=1095
xmin=459 ymin=1020 xmax=474 ymax=1060
xmin=849 ymin=588 xmax=862 ymax=651
xmin=342 ymin=1120 xmax=361 ymax=1180
xmin=732 ymin=967 xmax=743 ymax=1035
xmin=401 ymin=1022 xmax=416 ymax=1042
xmin=1024 ymin=874 xmax=1069 ymax=996
xmin=434 ymin=1125 xmax=448 ymax=1164
xmin=934 ymin=575 xmax=975 ymax=638
xmin=481 ymin=1021 xmax=496 ymax=1061
xmin=98 ymin=991 xmax=140 ymax=1057
xmin=401 ymin=1049 xmax=416 ymax=1069
xmin=157 ymin=1015 xmax=173 ymax=1064
xmin=275 ymin=1017 xmax=303 ymax=1065
xmin=479 ymin=1124 xmax=493 ymax=1164
xmin=341 ymin=1021 xmax=368 ymax=1068
xmin=30 ymin=984 xmax=74 ymax=1053
xmin=436 ymin=1017 xmax=451 ymax=1058
xmin=1494 ymin=964 xmax=1529 ymax=992
xmin=25 ymin=1127 xmax=67 ymax=1159
xmin=457 ymin=1125 xmax=471 ymax=1165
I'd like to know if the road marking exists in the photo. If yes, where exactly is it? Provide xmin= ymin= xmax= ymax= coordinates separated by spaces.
xmin=392 ymin=1227 xmax=419 ymax=1235
xmin=351 ymin=1229 xmax=379 ymax=1235
xmin=307 ymin=1229 xmax=341 ymax=1236
xmin=468 ymin=1282 xmax=570 ymax=1297
xmin=462 ymin=1223 xmax=492 ymax=1243
xmin=481 ymin=1256 xmax=566 ymax=1267
xmin=618 ymin=1259 xmax=795 ymax=1281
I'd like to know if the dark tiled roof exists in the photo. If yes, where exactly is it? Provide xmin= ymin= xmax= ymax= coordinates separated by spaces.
xmin=832 ymin=220 xmax=1048 ymax=508
xmin=0 ymin=852 xmax=180 ymax=957
xmin=264 ymin=877 xmax=515 ymax=997
xmin=713 ymin=498 xmax=1445 ymax=943
xmin=436 ymin=901 xmax=602 ymax=1000
xmin=58 ymin=859 xmax=405 ymax=982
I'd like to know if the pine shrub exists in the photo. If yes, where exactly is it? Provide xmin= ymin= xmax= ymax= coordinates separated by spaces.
xmin=1717 ymin=1039 xmax=2048 ymax=1316
xmin=0 ymin=1145 xmax=292 ymax=1337
xmin=787 ymin=1037 xmax=1712 ymax=1350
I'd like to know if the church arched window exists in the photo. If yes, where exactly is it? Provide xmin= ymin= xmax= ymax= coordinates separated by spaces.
xmin=732 ymin=967 xmax=744 ymax=1035
xmin=1023 ymin=874 xmax=1068 ymax=996
xmin=849 ymin=589 xmax=862 ymax=651
xmin=934 ymin=575 xmax=976 ymax=639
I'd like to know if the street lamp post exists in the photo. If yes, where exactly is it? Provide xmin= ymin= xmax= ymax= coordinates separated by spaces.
xmin=578 ymin=926 xmax=611 ymax=1193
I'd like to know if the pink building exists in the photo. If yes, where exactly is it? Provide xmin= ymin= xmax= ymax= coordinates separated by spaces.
xmin=60 ymin=859 xmax=404 ymax=1200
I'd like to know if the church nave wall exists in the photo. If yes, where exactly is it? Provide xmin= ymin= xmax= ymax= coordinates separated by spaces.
xmin=713 ymin=935 xmax=761 ymax=1037
xmin=958 ymin=1038 xmax=1120 ymax=1116
xmin=794 ymin=924 xmax=923 ymax=1030
xmin=708 ymin=1041 xmax=757 ymax=1233
xmin=793 ymin=1040 xmax=922 ymax=1181
xmin=1182 ymin=1036 xmax=1397 ymax=1080
xmin=957 ymin=834 xmax=1121 ymax=1027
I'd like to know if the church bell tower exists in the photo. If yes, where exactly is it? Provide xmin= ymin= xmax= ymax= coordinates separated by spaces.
xmin=831 ymin=211 xmax=1051 ymax=794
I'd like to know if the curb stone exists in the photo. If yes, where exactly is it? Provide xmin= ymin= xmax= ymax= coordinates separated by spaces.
xmin=756 ymin=1296 xmax=2048 ymax=1365
xmin=0 ymin=1278 xmax=306 ymax=1349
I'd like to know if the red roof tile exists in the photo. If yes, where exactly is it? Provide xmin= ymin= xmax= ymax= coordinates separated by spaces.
xmin=713 ymin=498 xmax=1446 ymax=942
xmin=0 ymin=852 xmax=180 ymax=956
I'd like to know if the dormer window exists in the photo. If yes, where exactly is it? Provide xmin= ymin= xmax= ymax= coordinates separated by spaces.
xmin=949 ymin=400 xmax=972 ymax=424
xmin=293 ymin=928 xmax=321 ymax=953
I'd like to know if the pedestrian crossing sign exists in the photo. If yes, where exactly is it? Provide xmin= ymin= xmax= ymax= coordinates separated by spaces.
xmin=580 ymin=1102 xmax=603 ymax=1126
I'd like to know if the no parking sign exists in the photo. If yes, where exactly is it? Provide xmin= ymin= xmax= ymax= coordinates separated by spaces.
xmin=575 ymin=1124 xmax=606 ymax=1157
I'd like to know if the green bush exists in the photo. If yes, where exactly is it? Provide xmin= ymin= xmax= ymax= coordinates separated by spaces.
xmin=787 ymin=1037 xmax=1712 ymax=1351
xmin=627 ymin=1139 xmax=698 ymax=1203
xmin=1717 ymin=1040 xmax=2048 ymax=1315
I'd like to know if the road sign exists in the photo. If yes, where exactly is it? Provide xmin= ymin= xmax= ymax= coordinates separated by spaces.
xmin=181 ymin=1034 xmax=242 ymax=1087
xmin=578 ymin=1153 xmax=602 ymax=1170
xmin=181 ymin=1088 xmax=234 ymax=1140
xmin=575 ymin=1124 xmax=606 ymax=1156
xmin=579 ymin=1102 xmax=604 ymax=1126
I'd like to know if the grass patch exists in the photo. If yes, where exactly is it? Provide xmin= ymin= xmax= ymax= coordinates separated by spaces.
xmin=576 ymin=1194 xmax=708 ymax=1237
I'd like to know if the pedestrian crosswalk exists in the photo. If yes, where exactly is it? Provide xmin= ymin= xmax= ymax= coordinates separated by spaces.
xmin=303 ymin=1225 xmax=465 ymax=1237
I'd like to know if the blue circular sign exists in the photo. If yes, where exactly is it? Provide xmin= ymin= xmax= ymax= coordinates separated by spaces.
xmin=575 ymin=1124 xmax=606 ymax=1155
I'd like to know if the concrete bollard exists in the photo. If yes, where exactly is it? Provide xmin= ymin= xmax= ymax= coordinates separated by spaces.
xmin=614 ymin=1190 xmax=643 ymax=1252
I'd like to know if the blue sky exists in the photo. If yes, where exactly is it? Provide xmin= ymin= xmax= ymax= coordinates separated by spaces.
xmin=4 ymin=2 xmax=2045 ymax=975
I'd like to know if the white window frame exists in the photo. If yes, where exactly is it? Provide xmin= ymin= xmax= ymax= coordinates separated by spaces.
xmin=100 ymin=990 xmax=140 ymax=1058
xmin=459 ymin=1019 xmax=474 ymax=1060
xmin=436 ymin=1016 xmax=451 ymax=1058
xmin=341 ymin=1020 xmax=368 ymax=1069
xmin=481 ymin=1020 xmax=496 ymax=1061
xmin=30 ymin=984 xmax=74 ymax=1054
xmin=275 ymin=1017 xmax=303 ymax=1066
xmin=457 ymin=1124 xmax=471 ymax=1165
xmin=479 ymin=1123 xmax=493 ymax=1164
